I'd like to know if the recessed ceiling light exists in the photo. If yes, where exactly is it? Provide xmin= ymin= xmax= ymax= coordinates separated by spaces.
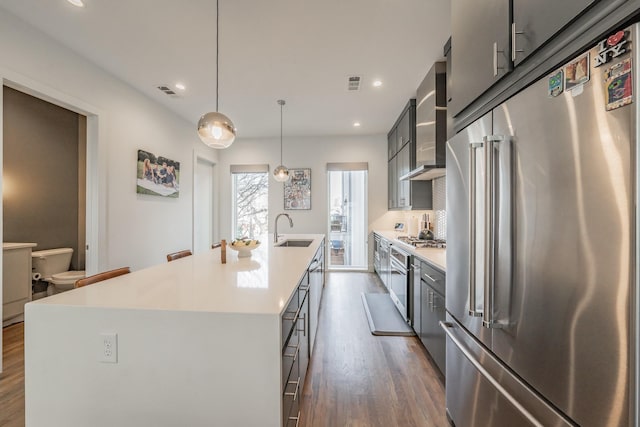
xmin=67 ymin=0 xmax=85 ymax=7
xmin=353 ymin=122 xmax=361 ymax=127
xmin=175 ymin=83 xmax=186 ymax=91
xmin=373 ymin=80 xmax=383 ymax=87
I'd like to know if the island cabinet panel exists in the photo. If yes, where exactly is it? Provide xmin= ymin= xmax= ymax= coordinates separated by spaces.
xmin=281 ymin=269 xmax=313 ymax=427
xmin=24 ymin=234 xmax=326 ymax=427
xmin=308 ymin=241 xmax=325 ymax=355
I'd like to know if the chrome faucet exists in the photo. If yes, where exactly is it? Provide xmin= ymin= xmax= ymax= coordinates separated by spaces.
xmin=274 ymin=213 xmax=293 ymax=243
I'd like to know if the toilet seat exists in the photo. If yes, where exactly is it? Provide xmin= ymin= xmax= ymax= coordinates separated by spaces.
xmin=49 ymin=270 xmax=86 ymax=285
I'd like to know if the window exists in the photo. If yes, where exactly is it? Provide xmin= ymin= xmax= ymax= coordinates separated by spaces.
xmin=231 ymin=165 xmax=269 ymax=240
xmin=327 ymin=162 xmax=368 ymax=269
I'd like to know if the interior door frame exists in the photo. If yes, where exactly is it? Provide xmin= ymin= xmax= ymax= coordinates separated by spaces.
xmin=192 ymin=149 xmax=218 ymax=252
xmin=0 ymin=68 xmax=104 ymax=372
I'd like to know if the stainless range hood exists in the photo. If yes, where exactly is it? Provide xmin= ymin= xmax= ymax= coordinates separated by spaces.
xmin=402 ymin=61 xmax=447 ymax=182
xmin=400 ymin=164 xmax=446 ymax=181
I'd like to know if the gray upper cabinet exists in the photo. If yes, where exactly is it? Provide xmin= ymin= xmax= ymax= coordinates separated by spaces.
xmin=449 ymin=0 xmax=510 ymax=117
xmin=388 ymin=128 xmax=397 ymax=160
xmin=397 ymin=111 xmax=411 ymax=152
xmin=512 ymin=0 xmax=598 ymax=65
xmin=388 ymin=99 xmax=433 ymax=210
xmin=388 ymin=155 xmax=397 ymax=209
xmin=396 ymin=144 xmax=411 ymax=208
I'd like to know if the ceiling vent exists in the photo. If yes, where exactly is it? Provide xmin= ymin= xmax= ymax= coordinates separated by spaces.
xmin=156 ymin=85 xmax=180 ymax=98
xmin=347 ymin=75 xmax=361 ymax=91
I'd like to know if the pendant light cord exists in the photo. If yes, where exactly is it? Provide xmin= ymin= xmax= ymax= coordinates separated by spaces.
xmin=216 ymin=0 xmax=219 ymax=112
xmin=280 ymin=101 xmax=283 ymax=164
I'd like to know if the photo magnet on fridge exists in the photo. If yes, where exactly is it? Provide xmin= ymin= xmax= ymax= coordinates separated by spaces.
xmin=604 ymin=58 xmax=633 ymax=111
xmin=548 ymin=69 xmax=564 ymax=97
xmin=564 ymin=52 xmax=590 ymax=91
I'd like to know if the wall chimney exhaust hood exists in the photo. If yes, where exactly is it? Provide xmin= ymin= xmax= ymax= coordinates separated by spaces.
xmin=400 ymin=164 xmax=446 ymax=181
xmin=401 ymin=61 xmax=447 ymax=181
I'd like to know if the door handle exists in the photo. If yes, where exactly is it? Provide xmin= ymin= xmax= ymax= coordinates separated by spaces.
xmin=468 ymin=142 xmax=483 ymax=317
xmin=482 ymin=135 xmax=507 ymax=329
xmin=493 ymin=42 xmax=505 ymax=77
xmin=511 ymin=23 xmax=525 ymax=62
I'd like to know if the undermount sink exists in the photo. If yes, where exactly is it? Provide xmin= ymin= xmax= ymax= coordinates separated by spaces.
xmin=275 ymin=239 xmax=313 ymax=247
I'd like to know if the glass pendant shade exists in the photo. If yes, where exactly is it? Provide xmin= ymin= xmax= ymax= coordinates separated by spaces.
xmin=273 ymin=99 xmax=290 ymax=182
xmin=197 ymin=112 xmax=236 ymax=149
xmin=273 ymin=165 xmax=290 ymax=182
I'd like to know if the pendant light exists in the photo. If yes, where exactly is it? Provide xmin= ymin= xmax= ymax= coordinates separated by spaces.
xmin=273 ymin=99 xmax=290 ymax=182
xmin=197 ymin=0 xmax=236 ymax=149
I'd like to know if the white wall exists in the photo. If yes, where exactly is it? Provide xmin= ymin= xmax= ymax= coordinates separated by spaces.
xmin=217 ymin=135 xmax=391 ymax=266
xmin=0 ymin=10 xmax=218 ymax=272
xmin=25 ymin=304 xmax=281 ymax=427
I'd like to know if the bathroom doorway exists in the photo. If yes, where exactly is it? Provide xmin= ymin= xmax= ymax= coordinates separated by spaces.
xmin=0 ymin=74 xmax=101 ymax=371
xmin=3 ymin=86 xmax=87 ymax=300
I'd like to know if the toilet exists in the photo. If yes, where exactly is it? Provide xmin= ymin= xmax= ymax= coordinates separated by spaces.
xmin=31 ymin=248 xmax=85 ymax=294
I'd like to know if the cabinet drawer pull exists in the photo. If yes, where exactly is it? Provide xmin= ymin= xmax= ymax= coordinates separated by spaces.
xmin=283 ymin=343 xmax=300 ymax=361
xmin=424 ymin=273 xmax=438 ymax=283
xmin=288 ymin=411 xmax=301 ymax=427
xmin=297 ymin=313 xmax=307 ymax=337
xmin=283 ymin=307 xmax=301 ymax=322
xmin=284 ymin=376 xmax=301 ymax=401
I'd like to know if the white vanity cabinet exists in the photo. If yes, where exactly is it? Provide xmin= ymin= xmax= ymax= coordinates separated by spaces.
xmin=3 ymin=243 xmax=37 ymax=324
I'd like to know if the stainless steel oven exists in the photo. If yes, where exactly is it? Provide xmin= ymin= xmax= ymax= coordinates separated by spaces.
xmin=389 ymin=246 xmax=410 ymax=321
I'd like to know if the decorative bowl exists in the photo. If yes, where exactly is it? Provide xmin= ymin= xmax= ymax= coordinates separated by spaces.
xmin=228 ymin=239 xmax=261 ymax=258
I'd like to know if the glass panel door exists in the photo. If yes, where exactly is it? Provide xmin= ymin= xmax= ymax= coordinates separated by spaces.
xmin=327 ymin=170 xmax=367 ymax=269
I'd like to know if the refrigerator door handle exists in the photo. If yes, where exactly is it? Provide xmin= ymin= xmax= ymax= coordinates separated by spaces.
xmin=468 ymin=142 xmax=484 ymax=317
xmin=483 ymin=135 xmax=506 ymax=329
xmin=440 ymin=321 xmax=545 ymax=427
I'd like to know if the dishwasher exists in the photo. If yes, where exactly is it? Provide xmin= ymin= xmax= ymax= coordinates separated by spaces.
xmin=389 ymin=246 xmax=411 ymax=322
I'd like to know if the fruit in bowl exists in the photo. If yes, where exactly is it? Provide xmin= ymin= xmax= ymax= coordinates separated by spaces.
xmin=229 ymin=238 xmax=261 ymax=258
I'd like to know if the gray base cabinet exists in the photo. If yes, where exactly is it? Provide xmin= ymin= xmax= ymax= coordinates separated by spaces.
xmin=374 ymin=233 xmax=390 ymax=290
xmin=308 ymin=242 xmax=325 ymax=355
xmin=417 ymin=260 xmax=446 ymax=376
xmin=281 ymin=240 xmax=325 ymax=426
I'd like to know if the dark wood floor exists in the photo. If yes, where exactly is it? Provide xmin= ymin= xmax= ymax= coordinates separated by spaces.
xmin=300 ymin=272 xmax=447 ymax=427
xmin=0 ymin=272 xmax=446 ymax=427
xmin=0 ymin=322 xmax=25 ymax=427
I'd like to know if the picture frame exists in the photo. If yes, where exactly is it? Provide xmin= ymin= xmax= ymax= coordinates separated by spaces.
xmin=284 ymin=168 xmax=311 ymax=210
xmin=136 ymin=149 xmax=180 ymax=198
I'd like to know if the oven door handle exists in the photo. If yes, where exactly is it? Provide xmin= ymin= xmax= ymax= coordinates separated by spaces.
xmin=390 ymin=258 xmax=407 ymax=273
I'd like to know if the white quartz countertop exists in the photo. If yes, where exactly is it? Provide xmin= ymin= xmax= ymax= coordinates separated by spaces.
xmin=374 ymin=230 xmax=446 ymax=272
xmin=29 ymin=234 xmax=324 ymax=315
xmin=3 ymin=242 xmax=37 ymax=250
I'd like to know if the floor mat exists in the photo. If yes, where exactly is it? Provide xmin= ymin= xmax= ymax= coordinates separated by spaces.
xmin=361 ymin=293 xmax=415 ymax=336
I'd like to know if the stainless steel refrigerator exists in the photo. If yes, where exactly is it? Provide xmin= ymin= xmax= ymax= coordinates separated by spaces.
xmin=444 ymin=24 xmax=639 ymax=427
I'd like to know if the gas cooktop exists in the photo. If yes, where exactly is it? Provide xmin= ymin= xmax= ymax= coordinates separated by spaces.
xmin=396 ymin=236 xmax=446 ymax=249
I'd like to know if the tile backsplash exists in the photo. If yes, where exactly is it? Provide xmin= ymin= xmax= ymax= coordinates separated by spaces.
xmin=374 ymin=176 xmax=447 ymax=240
xmin=432 ymin=176 xmax=446 ymax=240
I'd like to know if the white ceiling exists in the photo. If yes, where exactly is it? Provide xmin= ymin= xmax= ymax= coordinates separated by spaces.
xmin=0 ymin=0 xmax=451 ymax=138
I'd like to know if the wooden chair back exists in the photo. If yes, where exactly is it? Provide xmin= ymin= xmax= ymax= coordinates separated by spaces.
xmin=166 ymin=250 xmax=193 ymax=262
xmin=74 ymin=267 xmax=131 ymax=288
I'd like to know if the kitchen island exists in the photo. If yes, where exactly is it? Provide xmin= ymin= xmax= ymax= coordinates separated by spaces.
xmin=24 ymin=234 xmax=325 ymax=427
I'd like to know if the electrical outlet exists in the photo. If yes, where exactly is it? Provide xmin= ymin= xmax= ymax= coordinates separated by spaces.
xmin=99 ymin=332 xmax=118 ymax=363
